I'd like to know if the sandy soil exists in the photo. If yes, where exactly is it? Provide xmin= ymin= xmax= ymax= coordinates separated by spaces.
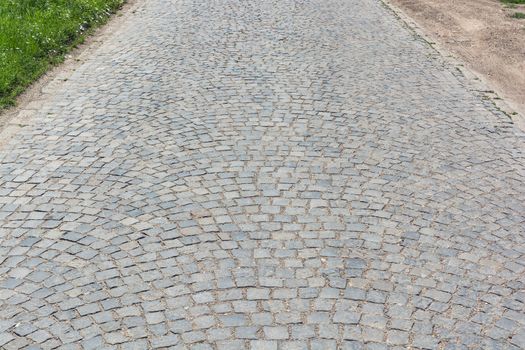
xmin=386 ymin=0 xmax=525 ymax=126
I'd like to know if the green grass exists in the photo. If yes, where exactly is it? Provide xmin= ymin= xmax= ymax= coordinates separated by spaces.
xmin=511 ymin=11 xmax=525 ymax=18
xmin=0 ymin=0 xmax=124 ymax=109
xmin=501 ymin=0 xmax=525 ymax=4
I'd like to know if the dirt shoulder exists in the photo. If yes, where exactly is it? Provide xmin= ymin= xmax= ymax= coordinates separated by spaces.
xmin=385 ymin=0 xmax=525 ymax=129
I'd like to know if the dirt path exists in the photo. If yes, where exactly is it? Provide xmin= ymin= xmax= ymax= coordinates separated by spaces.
xmin=386 ymin=0 xmax=525 ymax=127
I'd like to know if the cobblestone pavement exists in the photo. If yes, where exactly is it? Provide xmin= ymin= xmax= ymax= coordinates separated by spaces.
xmin=1 ymin=0 xmax=525 ymax=349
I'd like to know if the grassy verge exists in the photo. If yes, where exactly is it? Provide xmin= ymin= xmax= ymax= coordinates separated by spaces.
xmin=0 ymin=0 xmax=124 ymax=109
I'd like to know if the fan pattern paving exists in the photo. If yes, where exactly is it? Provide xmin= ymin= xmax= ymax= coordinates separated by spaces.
xmin=0 ymin=0 xmax=524 ymax=349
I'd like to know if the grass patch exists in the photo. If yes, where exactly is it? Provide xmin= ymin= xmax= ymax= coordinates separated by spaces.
xmin=512 ymin=12 xmax=525 ymax=18
xmin=0 ymin=0 xmax=124 ymax=109
xmin=501 ymin=0 xmax=525 ymax=4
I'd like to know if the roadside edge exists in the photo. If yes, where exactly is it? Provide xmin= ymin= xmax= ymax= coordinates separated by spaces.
xmin=0 ymin=0 xmax=143 ymax=149
xmin=380 ymin=0 xmax=525 ymax=132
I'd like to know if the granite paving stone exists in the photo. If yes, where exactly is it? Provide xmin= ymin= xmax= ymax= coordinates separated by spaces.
xmin=0 ymin=0 xmax=524 ymax=348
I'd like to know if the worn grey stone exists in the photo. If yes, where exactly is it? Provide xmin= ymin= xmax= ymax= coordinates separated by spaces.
xmin=0 ymin=0 xmax=523 ymax=349
xmin=251 ymin=340 xmax=278 ymax=350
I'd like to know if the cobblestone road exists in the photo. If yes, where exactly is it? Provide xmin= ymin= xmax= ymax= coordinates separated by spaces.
xmin=1 ymin=0 xmax=525 ymax=349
